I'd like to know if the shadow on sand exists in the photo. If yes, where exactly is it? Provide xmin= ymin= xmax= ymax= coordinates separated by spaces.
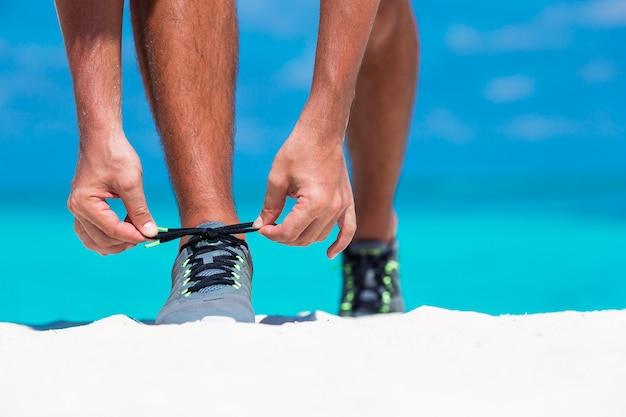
xmin=26 ymin=311 xmax=323 ymax=330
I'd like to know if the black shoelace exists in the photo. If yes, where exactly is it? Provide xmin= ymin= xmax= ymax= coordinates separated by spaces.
xmin=146 ymin=222 xmax=258 ymax=294
xmin=146 ymin=222 xmax=258 ymax=247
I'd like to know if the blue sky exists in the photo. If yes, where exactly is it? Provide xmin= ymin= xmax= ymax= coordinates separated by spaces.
xmin=0 ymin=0 xmax=625 ymax=191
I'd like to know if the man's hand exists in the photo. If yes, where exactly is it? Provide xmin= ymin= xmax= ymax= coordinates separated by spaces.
xmin=252 ymin=0 xmax=384 ymax=259
xmin=253 ymin=122 xmax=356 ymax=259
xmin=67 ymin=131 xmax=157 ymax=255
xmin=55 ymin=0 xmax=153 ymax=254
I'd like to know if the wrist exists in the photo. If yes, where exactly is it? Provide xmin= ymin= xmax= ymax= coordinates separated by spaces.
xmin=77 ymin=115 xmax=123 ymax=138
xmin=298 ymin=90 xmax=354 ymax=142
xmin=73 ymin=81 xmax=122 ymax=135
xmin=77 ymin=124 xmax=128 ymax=158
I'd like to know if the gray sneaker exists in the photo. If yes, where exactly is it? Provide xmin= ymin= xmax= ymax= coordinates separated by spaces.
xmin=339 ymin=239 xmax=405 ymax=317
xmin=155 ymin=222 xmax=254 ymax=324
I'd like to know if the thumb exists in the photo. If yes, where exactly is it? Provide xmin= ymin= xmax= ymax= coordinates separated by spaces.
xmin=253 ymin=178 xmax=287 ymax=229
xmin=121 ymin=186 xmax=158 ymax=238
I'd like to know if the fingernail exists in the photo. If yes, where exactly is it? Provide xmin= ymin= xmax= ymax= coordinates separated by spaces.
xmin=142 ymin=221 xmax=158 ymax=237
xmin=252 ymin=216 xmax=263 ymax=229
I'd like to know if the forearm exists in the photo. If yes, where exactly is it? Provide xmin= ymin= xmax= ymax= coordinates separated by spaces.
xmin=55 ymin=0 xmax=125 ymax=139
xmin=303 ymin=0 xmax=381 ymax=137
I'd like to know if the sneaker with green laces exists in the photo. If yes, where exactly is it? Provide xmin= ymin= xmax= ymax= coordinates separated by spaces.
xmin=155 ymin=222 xmax=254 ymax=324
xmin=339 ymin=239 xmax=405 ymax=317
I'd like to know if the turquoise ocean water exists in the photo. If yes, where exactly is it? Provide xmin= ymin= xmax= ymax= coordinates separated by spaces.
xmin=1 ymin=174 xmax=625 ymax=325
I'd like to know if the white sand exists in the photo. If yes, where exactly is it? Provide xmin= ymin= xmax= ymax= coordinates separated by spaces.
xmin=1 ymin=307 xmax=625 ymax=417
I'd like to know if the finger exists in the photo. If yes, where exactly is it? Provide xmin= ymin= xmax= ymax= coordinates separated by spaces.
xmin=276 ymin=218 xmax=328 ymax=246
xmin=289 ymin=204 xmax=343 ymax=246
xmin=326 ymin=204 xmax=357 ymax=260
xmin=302 ymin=216 xmax=339 ymax=245
xmin=258 ymin=194 xmax=321 ymax=243
xmin=315 ymin=215 xmax=340 ymax=244
xmin=312 ymin=192 xmax=347 ymax=243
xmin=266 ymin=205 xmax=342 ymax=247
xmin=69 ymin=188 xmax=147 ymax=245
xmin=119 ymin=184 xmax=158 ymax=238
xmin=253 ymin=175 xmax=288 ymax=229
xmin=74 ymin=219 xmax=135 ymax=255
xmin=74 ymin=218 xmax=121 ymax=250
xmin=89 ymin=197 xmax=146 ymax=244
xmin=76 ymin=217 xmax=135 ymax=251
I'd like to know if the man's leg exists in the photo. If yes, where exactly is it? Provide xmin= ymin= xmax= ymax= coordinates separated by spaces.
xmin=346 ymin=0 xmax=418 ymax=243
xmin=340 ymin=0 xmax=418 ymax=316
xmin=130 ymin=0 xmax=239 ymax=229
xmin=130 ymin=0 xmax=254 ymax=324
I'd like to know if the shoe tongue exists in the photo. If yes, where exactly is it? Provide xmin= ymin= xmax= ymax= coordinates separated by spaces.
xmin=197 ymin=221 xmax=226 ymax=229
xmin=185 ymin=222 xmax=234 ymax=293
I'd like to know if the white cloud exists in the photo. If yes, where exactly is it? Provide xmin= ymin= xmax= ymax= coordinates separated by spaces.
xmin=499 ymin=115 xmax=584 ymax=141
xmin=500 ymin=113 xmax=625 ymax=141
xmin=484 ymin=75 xmax=535 ymax=103
xmin=577 ymin=59 xmax=617 ymax=83
xmin=446 ymin=0 xmax=626 ymax=55
xmin=445 ymin=22 xmax=570 ymax=54
xmin=418 ymin=108 xmax=474 ymax=143
xmin=573 ymin=0 xmax=626 ymax=28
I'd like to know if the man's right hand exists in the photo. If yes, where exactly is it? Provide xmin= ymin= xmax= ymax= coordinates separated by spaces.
xmin=67 ymin=130 xmax=158 ymax=255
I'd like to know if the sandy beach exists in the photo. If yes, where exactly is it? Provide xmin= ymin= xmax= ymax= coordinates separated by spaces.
xmin=1 ymin=306 xmax=625 ymax=416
